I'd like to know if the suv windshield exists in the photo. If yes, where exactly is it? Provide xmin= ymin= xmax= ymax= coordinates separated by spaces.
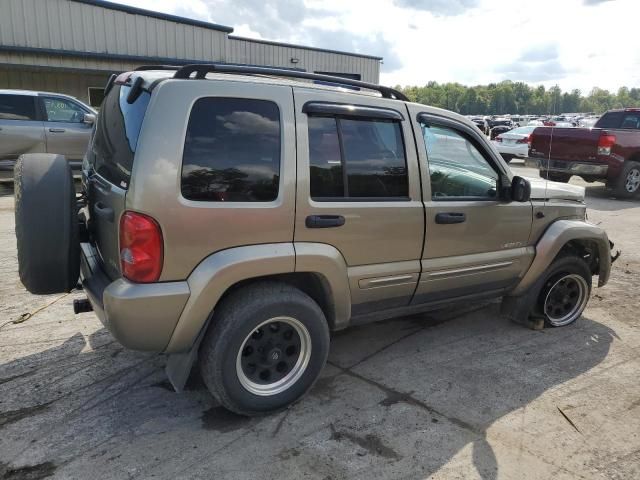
xmin=89 ymin=84 xmax=150 ymax=188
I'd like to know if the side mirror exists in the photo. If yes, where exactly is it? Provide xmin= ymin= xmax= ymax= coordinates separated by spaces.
xmin=83 ymin=113 xmax=96 ymax=125
xmin=511 ymin=176 xmax=531 ymax=202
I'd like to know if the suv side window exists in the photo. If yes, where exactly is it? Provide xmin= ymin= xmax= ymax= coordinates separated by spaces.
xmin=0 ymin=95 xmax=36 ymax=121
xmin=42 ymin=97 xmax=86 ymax=123
xmin=308 ymin=116 xmax=408 ymax=199
xmin=182 ymin=98 xmax=281 ymax=202
xmin=420 ymin=123 xmax=498 ymax=199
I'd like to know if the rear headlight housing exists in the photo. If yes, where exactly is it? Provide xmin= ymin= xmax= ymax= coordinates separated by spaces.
xmin=597 ymin=134 xmax=616 ymax=156
xmin=119 ymin=211 xmax=163 ymax=283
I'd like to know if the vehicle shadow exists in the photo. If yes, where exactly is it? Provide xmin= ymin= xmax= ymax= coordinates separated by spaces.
xmin=0 ymin=304 xmax=615 ymax=479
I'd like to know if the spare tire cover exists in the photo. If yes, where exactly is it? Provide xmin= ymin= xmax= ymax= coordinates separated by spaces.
xmin=14 ymin=154 xmax=80 ymax=294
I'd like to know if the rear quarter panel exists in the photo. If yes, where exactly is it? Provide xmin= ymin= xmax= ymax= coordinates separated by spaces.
xmin=126 ymin=79 xmax=297 ymax=281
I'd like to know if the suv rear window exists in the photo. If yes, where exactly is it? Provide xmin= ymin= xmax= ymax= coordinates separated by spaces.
xmin=181 ymin=98 xmax=281 ymax=202
xmin=91 ymin=84 xmax=150 ymax=188
xmin=0 ymin=95 xmax=36 ymax=121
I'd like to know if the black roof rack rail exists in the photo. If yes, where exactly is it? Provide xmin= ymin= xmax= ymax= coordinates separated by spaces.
xmin=134 ymin=65 xmax=183 ymax=71
xmin=172 ymin=63 xmax=408 ymax=101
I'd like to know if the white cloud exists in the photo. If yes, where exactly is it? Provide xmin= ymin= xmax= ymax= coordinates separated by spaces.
xmin=112 ymin=0 xmax=640 ymax=92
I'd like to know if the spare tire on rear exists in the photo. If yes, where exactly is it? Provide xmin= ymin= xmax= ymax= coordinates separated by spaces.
xmin=14 ymin=154 xmax=80 ymax=294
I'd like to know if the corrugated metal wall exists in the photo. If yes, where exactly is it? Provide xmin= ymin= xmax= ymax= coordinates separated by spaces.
xmin=226 ymin=38 xmax=379 ymax=82
xmin=0 ymin=0 xmax=228 ymax=61
xmin=0 ymin=0 xmax=382 ymax=100
xmin=0 ymin=67 xmax=109 ymax=102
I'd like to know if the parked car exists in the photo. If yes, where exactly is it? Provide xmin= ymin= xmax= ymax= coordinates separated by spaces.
xmin=526 ymin=108 xmax=640 ymax=197
xmin=470 ymin=117 xmax=488 ymax=134
xmin=0 ymin=90 xmax=96 ymax=181
xmin=493 ymin=125 xmax=536 ymax=162
xmin=14 ymin=65 xmax=614 ymax=416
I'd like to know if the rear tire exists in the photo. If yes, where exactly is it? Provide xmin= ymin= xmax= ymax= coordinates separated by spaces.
xmin=611 ymin=161 xmax=640 ymax=198
xmin=199 ymin=281 xmax=330 ymax=416
xmin=14 ymin=154 xmax=79 ymax=294
xmin=540 ymin=171 xmax=571 ymax=183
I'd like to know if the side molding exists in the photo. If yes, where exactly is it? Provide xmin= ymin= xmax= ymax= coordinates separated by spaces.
xmin=510 ymin=220 xmax=611 ymax=296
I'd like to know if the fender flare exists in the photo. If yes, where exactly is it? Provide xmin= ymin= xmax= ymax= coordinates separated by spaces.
xmin=510 ymin=220 xmax=611 ymax=296
xmin=164 ymin=242 xmax=351 ymax=353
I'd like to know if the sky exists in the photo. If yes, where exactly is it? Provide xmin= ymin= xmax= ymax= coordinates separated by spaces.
xmin=113 ymin=0 xmax=640 ymax=92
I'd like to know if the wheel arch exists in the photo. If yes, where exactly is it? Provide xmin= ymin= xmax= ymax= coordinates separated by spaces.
xmin=164 ymin=242 xmax=351 ymax=354
xmin=510 ymin=219 xmax=611 ymax=297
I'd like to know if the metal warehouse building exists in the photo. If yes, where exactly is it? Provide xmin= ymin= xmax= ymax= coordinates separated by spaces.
xmin=0 ymin=0 xmax=382 ymax=106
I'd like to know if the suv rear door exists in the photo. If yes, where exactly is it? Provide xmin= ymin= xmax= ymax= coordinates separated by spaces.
xmin=0 ymin=93 xmax=45 ymax=162
xmin=407 ymin=105 xmax=534 ymax=303
xmin=39 ymin=95 xmax=93 ymax=162
xmin=293 ymin=89 xmax=424 ymax=317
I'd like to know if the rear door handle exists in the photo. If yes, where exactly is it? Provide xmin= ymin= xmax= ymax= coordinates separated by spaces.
xmin=435 ymin=212 xmax=466 ymax=224
xmin=49 ymin=128 xmax=66 ymax=133
xmin=94 ymin=201 xmax=114 ymax=222
xmin=305 ymin=215 xmax=345 ymax=228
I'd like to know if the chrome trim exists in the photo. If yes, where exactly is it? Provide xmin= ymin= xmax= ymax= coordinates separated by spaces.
xmin=359 ymin=274 xmax=417 ymax=288
xmin=427 ymin=261 xmax=514 ymax=278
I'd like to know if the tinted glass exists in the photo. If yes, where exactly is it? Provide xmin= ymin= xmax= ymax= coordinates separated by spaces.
xmin=91 ymin=84 xmax=150 ymax=188
xmin=595 ymin=111 xmax=623 ymax=129
xmin=309 ymin=116 xmax=343 ymax=198
xmin=619 ymin=113 xmax=640 ymax=130
xmin=340 ymin=118 xmax=408 ymax=197
xmin=182 ymin=98 xmax=281 ymax=202
xmin=43 ymin=97 xmax=85 ymax=123
xmin=422 ymin=123 xmax=498 ymax=199
xmin=0 ymin=95 xmax=36 ymax=121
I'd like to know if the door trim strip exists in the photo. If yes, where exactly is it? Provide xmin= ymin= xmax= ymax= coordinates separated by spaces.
xmin=426 ymin=261 xmax=514 ymax=278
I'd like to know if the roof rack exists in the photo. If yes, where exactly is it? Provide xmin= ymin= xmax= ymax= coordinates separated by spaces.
xmin=134 ymin=65 xmax=184 ymax=71
xmin=156 ymin=63 xmax=408 ymax=101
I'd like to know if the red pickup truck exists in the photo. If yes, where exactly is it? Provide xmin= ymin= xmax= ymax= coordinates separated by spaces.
xmin=526 ymin=108 xmax=640 ymax=198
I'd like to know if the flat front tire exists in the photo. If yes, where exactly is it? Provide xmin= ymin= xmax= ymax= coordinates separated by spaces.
xmin=199 ymin=282 xmax=330 ymax=416
xmin=536 ymin=255 xmax=592 ymax=327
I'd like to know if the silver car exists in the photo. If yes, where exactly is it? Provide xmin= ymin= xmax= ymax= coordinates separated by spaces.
xmin=0 ymin=89 xmax=96 ymax=181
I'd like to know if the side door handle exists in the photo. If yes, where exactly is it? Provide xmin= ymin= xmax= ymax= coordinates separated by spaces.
xmin=305 ymin=215 xmax=345 ymax=228
xmin=94 ymin=201 xmax=114 ymax=222
xmin=435 ymin=212 xmax=466 ymax=224
xmin=49 ymin=128 xmax=66 ymax=133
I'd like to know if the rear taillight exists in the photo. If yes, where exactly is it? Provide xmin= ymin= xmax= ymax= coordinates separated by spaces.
xmin=517 ymin=135 xmax=531 ymax=144
xmin=119 ymin=211 xmax=163 ymax=283
xmin=597 ymin=134 xmax=616 ymax=156
xmin=495 ymin=136 xmax=503 ymax=143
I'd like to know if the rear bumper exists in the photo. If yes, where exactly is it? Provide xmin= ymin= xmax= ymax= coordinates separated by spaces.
xmin=524 ymin=158 xmax=608 ymax=176
xmin=494 ymin=142 xmax=528 ymax=158
xmin=80 ymin=242 xmax=190 ymax=352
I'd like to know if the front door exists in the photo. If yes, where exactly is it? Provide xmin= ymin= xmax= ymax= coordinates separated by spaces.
xmin=293 ymin=89 xmax=424 ymax=317
xmin=40 ymin=96 xmax=93 ymax=161
xmin=407 ymin=106 xmax=534 ymax=304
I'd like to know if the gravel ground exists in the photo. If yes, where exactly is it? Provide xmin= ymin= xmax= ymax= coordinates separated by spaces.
xmin=1 ymin=166 xmax=639 ymax=480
